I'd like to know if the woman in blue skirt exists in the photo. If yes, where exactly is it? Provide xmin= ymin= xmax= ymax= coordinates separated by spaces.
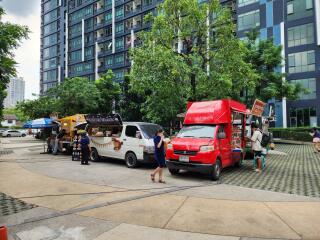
xmin=150 ymin=129 xmax=166 ymax=183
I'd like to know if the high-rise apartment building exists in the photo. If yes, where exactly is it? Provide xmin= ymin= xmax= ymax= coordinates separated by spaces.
xmin=4 ymin=77 xmax=25 ymax=108
xmin=237 ymin=0 xmax=320 ymax=127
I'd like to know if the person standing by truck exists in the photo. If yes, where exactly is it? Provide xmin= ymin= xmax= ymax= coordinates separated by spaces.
xmin=79 ymin=130 xmax=91 ymax=165
xmin=150 ymin=129 xmax=166 ymax=183
xmin=250 ymin=123 xmax=263 ymax=172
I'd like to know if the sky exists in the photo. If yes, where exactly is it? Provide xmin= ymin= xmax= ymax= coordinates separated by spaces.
xmin=0 ymin=0 xmax=40 ymax=100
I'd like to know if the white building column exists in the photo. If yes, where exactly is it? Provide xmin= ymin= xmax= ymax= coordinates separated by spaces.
xmin=95 ymin=42 xmax=100 ymax=80
xmin=58 ymin=65 xmax=61 ymax=84
xmin=82 ymin=19 xmax=85 ymax=61
xmin=315 ymin=0 xmax=320 ymax=45
xmin=112 ymin=0 xmax=116 ymax=54
xmin=65 ymin=13 xmax=69 ymax=78
xmin=130 ymin=29 xmax=135 ymax=49
xmin=280 ymin=21 xmax=287 ymax=128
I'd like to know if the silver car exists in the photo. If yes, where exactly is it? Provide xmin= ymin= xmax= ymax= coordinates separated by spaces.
xmin=2 ymin=130 xmax=26 ymax=137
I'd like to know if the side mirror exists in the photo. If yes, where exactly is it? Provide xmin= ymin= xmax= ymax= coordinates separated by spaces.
xmin=218 ymin=132 xmax=226 ymax=139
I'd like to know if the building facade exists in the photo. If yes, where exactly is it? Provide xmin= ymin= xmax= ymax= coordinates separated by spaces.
xmin=4 ymin=77 xmax=25 ymax=108
xmin=237 ymin=0 xmax=320 ymax=127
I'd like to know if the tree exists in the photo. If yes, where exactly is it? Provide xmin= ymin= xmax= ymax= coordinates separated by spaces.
xmin=130 ymin=0 xmax=258 ymax=125
xmin=17 ymin=96 xmax=58 ymax=120
xmin=0 ymin=8 xmax=29 ymax=119
xmin=3 ymin=107 xmax=28 ymax=122
xmin=95 ymin=70 xmax=121 ymax=114
xmin=244 ymin=29 xmax=302 ymax=105
xmin=119 ymin=75 xmax=145 ymax=121
xmin=47 ymin=77 xmax=101 ymax=116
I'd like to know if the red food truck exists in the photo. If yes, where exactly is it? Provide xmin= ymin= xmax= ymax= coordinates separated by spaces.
xmin=166 ymin=99 xmax=247 ymax=180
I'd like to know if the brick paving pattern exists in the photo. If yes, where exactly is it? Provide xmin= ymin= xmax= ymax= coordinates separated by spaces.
xmin=0 ymin=193 xmax=36 ymax=217
xmin=221 ymin=144 xmax=320 ymax=198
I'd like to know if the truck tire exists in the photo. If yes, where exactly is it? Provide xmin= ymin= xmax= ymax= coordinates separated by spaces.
xmin=210 ymin=159 xmax=221 ymax=181
xmin=168 ymin=168 xmax=180 ymax=175
xmin=7 ymin=134 xmax=11 ymax=137
xmin=91 ymin=148 xmax=100 ymax=162
xmin=125 ymin=152 xmax=138 ymax=168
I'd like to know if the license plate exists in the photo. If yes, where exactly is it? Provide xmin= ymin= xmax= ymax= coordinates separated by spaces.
xmin=179 ymin=155 xmax=189 ymax=162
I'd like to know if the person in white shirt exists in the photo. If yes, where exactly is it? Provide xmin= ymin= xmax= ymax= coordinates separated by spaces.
xmin=250 ymin=123 xmax=263 ymax=172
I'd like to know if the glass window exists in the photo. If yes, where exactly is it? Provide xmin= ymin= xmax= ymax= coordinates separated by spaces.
xmin=288 ymin=50 xmax=315 ymax=73
xmin=115 ymin=22 xmax=124 ymax=33
xmin=43 ymin=70 xmax=57 ymax=83
xmin=125 ymin=126 xmax=139 ymax=138
xmin=70 ymin=5 xmax=93 ymax=23
xmin=143 ymin=0 xmax=153 ymax=7
xmin=44 ymin=9 xmax=59 ymax=24
xmin=306 ymin=0 xmax=313 ymax=9
xmin=238 ymin=0 xmax=259 ymax=7
xmin=105 ymin=11 xmax=112 ymax=22
xmin=290 ymin=78 xmax=316 ymax=100
xmin=237 ymin=10 xmax=260 ymax=31
xmin=105 ymin=56 xmax=113 ymax=66
xmin=287 ymin=23 xmax=314 ymax=47
xmin=69 ymin=61 xmax=94 ymax=74
xmin=287 ymin=1 xmax=294 ymax=14
xmin=44 ymin=21 xmax=58 ymax=35
xmin=43 ymin=58 xmax=58 ymax=70
xmin=70 ymin=23 xmax=82 ymax=37
xmin=115 ymin=53 xmax=124 ymax=64
xmin=43 ymin=33 xmax=58 ymax=47
xmin=43 ymin=0 xmax=58 ymax=12
xmin=43 ymin=45 xmax=58 ymax=58
xmin=114 ymin=70 xmax=124 ymax=81
xmin=69 ymin=50 xmax=82 ymax=63
xmin=116 ymin=6 xmax=124 ymax=19
xmin=290 ymin=107 xmax=317 ymax=127
xmin=177 ymin=125 xmax=216 ymax=139
xmin=115 ymin=38 xmax=124 ymax=50
xmin=105 ymin=0 xmax=112 ymax=8
xmin=85 ymin=47 xmax=93 ymax=59
xmin=287 ymin=0 xmax=313 ymax=20
xmin=70 ymin=37 xmax=82 ymax=50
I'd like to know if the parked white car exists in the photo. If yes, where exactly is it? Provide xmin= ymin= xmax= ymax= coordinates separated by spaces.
xmin=2 ymin=130 xmax=26 ymax=137
xmin=89 ymin=122 xmax=161 ymax=168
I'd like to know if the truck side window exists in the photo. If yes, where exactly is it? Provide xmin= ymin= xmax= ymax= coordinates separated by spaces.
xmin=218 ymin=125 xmax=226 ymax=138
xmin=125 ymin=125 xmax=139 ymax=138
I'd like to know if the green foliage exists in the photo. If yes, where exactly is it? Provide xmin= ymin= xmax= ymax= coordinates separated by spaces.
xmin=95 ymin=70 xmax=121 ymax=114
xmin=244 ymin=29 xmax=303 ymax=105
xmin=119 ymin=75 xmax=144 ymax=121
xmin=17 ymin=96 xmax=58 ymax=119
xmin=47 ymin=77 xmax=101 ymax=116
xmin=130 ymin=0 xmax=258 ymax=125
xmin=3 ymin=107 xmax=28 ymax=122
xmin=0 ymin=8 xmax=29 ymax=119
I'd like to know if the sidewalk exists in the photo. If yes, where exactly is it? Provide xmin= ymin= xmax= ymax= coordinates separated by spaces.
xmin=1 ymin=159 xmax=320 ymax=240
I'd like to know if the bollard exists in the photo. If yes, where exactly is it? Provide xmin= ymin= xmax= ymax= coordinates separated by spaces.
xmin=0 ymin=225 xmax=8 ymax=240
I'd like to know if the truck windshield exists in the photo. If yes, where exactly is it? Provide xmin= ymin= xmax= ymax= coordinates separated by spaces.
xmin=177 ymin=125 xmax=216 ymax=139
xmin=139 ymin=124 xmax=162 ymax=139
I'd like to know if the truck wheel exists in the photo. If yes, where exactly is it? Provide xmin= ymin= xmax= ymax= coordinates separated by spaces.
xmin=125 ymin=152 xmax=138 ymax=168
xmin=168 ymin=168 xmax=180 ymax=175
xmin=7 ymin=134 xmax=11 ymax=137
xmin=91 ymin=148 xmax=100 ymax=162
xmin=210 ymin=159 xmax=221 ymax=181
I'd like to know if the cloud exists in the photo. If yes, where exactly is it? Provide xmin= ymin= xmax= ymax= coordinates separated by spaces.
xmin=0 ymin=0 xmax=38 ymax=17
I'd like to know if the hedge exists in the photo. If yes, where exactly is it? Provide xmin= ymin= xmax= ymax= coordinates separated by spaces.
xmin=270 ymin=127 xmax=314 ymax=142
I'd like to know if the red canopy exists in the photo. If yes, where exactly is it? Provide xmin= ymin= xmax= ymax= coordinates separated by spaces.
xmin=184 ymin=99 xmax=246 ymax=125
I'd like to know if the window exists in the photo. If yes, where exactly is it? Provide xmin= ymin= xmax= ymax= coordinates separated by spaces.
xmin=105 ymin=56 xmax=113 ymax=66
xmin=105 ymin=11 xmax=112 ymax=22
xmin=69 ymin=61 xmax=94 ymax=74
xmin=43 ymin=70 xmax=57 ymax=83
xmin=106 ymin=26 xmax=112 ymax=36
xmin=306 ymin=0 xmax=313 ymax=9
xmin=116 ymin=6 xmax=124 ymax=19
xmin=85 ymin=33 xmax=94 ymax=44
xmin=43 ymin=0 xmax=58 ymax=12
xmin=115 ymin=38 xmax=124 ymax=50
xmin=288 ymin=23 xmax=314 ymax=47
xmin=85 ymin=47 xmax=93 ymax=59
xmin=105 ymin=0 xmax=112 ymax=8
xmin=70 ymin=23 xmax=82 ymax=37
xmin=143 ymin=0 xmax=153 ymax=6
xmin=85 ymin=18 xmax=93 ymax=31
xmin=288 ymin=50 xmax=315 ymax=73
xmin=237 ymin=10 xmax=260 ymax=31
xmin=43 ymin=33 xmax=58 ymax=47
xmin=114 ymin=70 xmax=124 ymax=81
xmin=44 ymin=21 xmax=58 ymax=35
xmin=44 ymin=10 xmax=59 ymax=24
xmin=287 ymin=1 xmax=294 ymax=14
xmin=289 ymin=107 xmax=317 ymax=127
xmin=43 ymin=82 xmax=57 ymax=92
xmin=70 ymin=37 xmax=82 ymax=50
xmin=125 ymin=125 xmax=139 ymax=138
xmin=290 ymin=78 xmax=316 ymax=100
xmin=116 ymin=23 xmax=124 ymax=33
xmin=115 ymin=54 xmax=124 ymax=64
xmin=43 ymin=58 xmax=57 ymax=70
xmin=238 ymin=0 xmax=259 ymax=7
xmin=43 ymin=46 xmax=58 ymax=58
xmin=70 ymin=50 xmax=82 ymax=63
xmin=70 ymin=5 xmax=93 ymax=23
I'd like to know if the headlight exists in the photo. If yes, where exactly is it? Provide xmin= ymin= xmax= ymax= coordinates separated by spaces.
xmin=167 ymin=143 xmax=173 ymax=150
xmin=199 ymin=145 xmax=214 ymax=152
xmin=143 ymin=146 xmax=154 ymax=153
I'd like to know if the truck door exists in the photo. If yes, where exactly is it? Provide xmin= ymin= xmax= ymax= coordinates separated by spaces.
xmin=121 ymin=125 xmax=144 ymax=160
xmin=217 ymin=125 xmax=232 ymax=167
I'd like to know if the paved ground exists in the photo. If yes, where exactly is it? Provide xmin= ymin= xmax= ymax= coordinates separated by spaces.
xmin=0 ymin=136 xmax=320 ymax=240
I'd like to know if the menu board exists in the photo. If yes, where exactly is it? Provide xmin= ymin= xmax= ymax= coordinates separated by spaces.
xmin=85 ymin=114 xmax=123 ymax=126
xmin=231 ymin=112 xmax=243 ymax=149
